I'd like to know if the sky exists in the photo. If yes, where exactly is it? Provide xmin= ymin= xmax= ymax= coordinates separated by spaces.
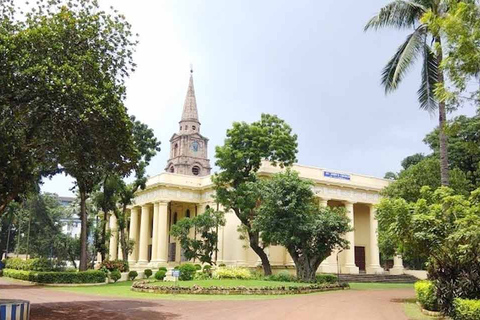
xmin=41 ymin=0 xmax=478 ymax=197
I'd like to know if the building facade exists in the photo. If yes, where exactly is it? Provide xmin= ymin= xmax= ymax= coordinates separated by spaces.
xmin=106 ymin=72 xmax=401 ymax=275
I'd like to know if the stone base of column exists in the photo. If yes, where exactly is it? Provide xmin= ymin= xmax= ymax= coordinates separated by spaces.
xmin=366 ymin=265 xmax=384 ymax=275
xmin=341 ymin=264 xmax=360 ymax=274
xmin=136 ymin=260 xmax=149 ymax=266
xmin=390 ymin=266 xmax=404 ymax=275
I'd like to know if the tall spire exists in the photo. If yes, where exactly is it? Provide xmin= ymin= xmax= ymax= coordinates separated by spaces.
xmin=181 ymin=68 xmax=199 ymax=122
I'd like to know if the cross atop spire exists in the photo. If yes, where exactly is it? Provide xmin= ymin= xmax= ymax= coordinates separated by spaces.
xmin=181 ymin=70 xmax=199 ymax=123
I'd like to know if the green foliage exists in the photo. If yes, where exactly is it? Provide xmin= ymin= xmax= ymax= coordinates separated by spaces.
xmin=144 ymin=269 xmax=152 ymax=279
xmin=177 ymin=263 xmax=197 ymax=281
xmin=100 ymin=260 xmax=129 ymax=273
xmin=213 ymin=267 xmax=253 ymax=280
xmin=202 ymin=265 xmax=212 ymax=274
xmin=213 ymin=114 xmax=298 ymax=275
xmin=415 ymin=280 xmax=439 ymax=311
xmin=158 ymin=267 xmax=168 ymax=272
xmin=218 ymin=263 xmax=226 ymax=267
xmin=170 ymin=208 xmax=225 ymax=265
xmin=315 ymin=274 xmax=337 ymax=284
xmin=5 ymin=258 xmax=54 ymax=271
xmin=110 ymin=270 xmax=121 ymax=283
xmin=3 ymin=269 xmax=105 ymax=284
xmin=255 ymin=169 xmax=351 ymax=282
xmin=128 ymin=271 xmax=138 ymax=281
xmin=266 ymin=271 xmax=296 ymax=282
xmin=155 ymin=270 xmax=166 ymax=281
xmin=453 ymin=299 xmax=480 ymax=320
xmin=194 ymin=264 xmax=202 ymax=271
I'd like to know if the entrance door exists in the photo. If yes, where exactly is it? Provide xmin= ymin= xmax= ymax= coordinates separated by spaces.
xmin=354 ymin=246 xmax=366 ymax=271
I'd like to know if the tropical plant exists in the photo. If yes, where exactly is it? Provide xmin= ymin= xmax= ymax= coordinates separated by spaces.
xmin=365 ymin=0 xmax=455 ymax=186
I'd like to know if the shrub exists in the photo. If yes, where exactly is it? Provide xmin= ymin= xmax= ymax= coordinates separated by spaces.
xmin=213 ymin=267 xmax=252 ymax=280
xmin=218 ymin=263 xmax=226 ymax=267
xmin=202 ymin=265 xmax=212 ymax=274
xmin=415 ymin=280 xmax=439 ymax=311
xmin=316 ymin=274 xmax=337 ymax=284
xmin=110 ymin=270 xmax=121 ymax=283
xmin=128 ymin=271 xmax=138 ymax=281
xmin=453 ymin=298 xmax=480 ymax=320
xmin=100 ymin=259 xmax=129 ymax=272
xmin=3 ymin=269 xmax=106 ymax=284
xmin=178 ymin=263 xmax=197 ymax=281
xmin=5 ymin=257 xmax=54 ymax=271
xmin=158 ymin=266 xmax=168 ymax=272
xmin=155 ymin=270 xmax=166 ymax=281
xmin=144 ymin=269 xmax=152 ymax=279
xmin=194 ymin=264 xmax=202 ymax=271
xmin=266 ymin=271 xmax=296 ymax=282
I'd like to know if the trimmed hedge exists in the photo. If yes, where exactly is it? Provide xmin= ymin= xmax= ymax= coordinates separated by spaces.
xmin=415 ymin=280 xmax=439 ymax=311
xmin=316 ymin=274 xmax=337 ymax=284
xmin=5 ymin=257 xmax=54 ymax=271
xmin=178 ymin=263 xmax=197 ymax=281
xmin=453 ymin=299 xmax=480 ymax=320
xmin=3 ymin=269 xmax=106 ymax=284
xmin=213 ymin=267 xmax=252 ymax=280
xmin=128 ymin=271 xmax=138 ymax=281
xmin=155 ymin=270 xmax=166 ymax=281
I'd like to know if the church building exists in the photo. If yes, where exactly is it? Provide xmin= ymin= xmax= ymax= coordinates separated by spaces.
xmin=106 ymin=71 xmax=405 ymax=275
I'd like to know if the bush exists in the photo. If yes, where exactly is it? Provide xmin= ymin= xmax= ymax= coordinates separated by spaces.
xmin=316 ymin=274 xmax=337 ymax=284
xmin=144 ymin=269 xmax=152 ymax=279
xmin=415 ymin=280 xmax=439 ymax=311
xmin=5 ymin=257 xmax=54 ymax=271
xmin=128 ymin=271 xmax=138 ymax=281
xmin=155 ymin=270 xmax=166 ymax=281
xmin=158 ymin=266 xmax=168 ymax=272
xmin=202 ymin=265 xmax=212 ymax=274
xmin=194 ymin=264 xmax=202 ymax=271
xmin=213 ymin=267 xmax=252 ymax=280
xmin=3 ymin=269 xmax=106 ymax=284
xmin=100 ymin=259 xmax=129 ymax=272
xmin=266 ymin=271 xmax=296 ymax=282
xmin=218 ymin=263 xmax=226 ymax=267
xmin=453 ymin=298 xmax=480 ymax=320
xmin=177 ymin=263 xmax=197 ymax=281
xmin=110 ymin=270 xmax=121 ymax=283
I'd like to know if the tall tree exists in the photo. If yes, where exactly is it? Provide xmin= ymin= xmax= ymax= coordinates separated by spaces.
xmin=255 ymin=170 xmax=351 ymax=282
xmin=213 ymin=114 xmax=298 ymax=275
xmin=365 ymin=0 xmax=454 ymax=186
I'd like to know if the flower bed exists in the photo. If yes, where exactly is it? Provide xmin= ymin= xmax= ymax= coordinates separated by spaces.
xmin=131 ymin=280 xmax=348 ymax=295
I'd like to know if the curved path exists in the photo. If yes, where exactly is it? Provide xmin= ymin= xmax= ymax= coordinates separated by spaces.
xmin=0 ymin=278 xmax=415 ymax=320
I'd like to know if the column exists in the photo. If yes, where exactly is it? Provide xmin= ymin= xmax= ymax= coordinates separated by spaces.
xmin=341 ymin=201 xmax=359 ymax=274
xmin=150 ymin=202 xmax=160 ymax=265
xmin=366 ymin=205 xmax=384 ymax=274
xmin=138 ymin=205 xmax=151 ymax=265
xmin=390 ymin=254 xmax=405 ymax=275
xmin=128 ymin=207 xmax=140 ymax=264
xmin=156 ymin=202 xmax=169 ymax=264
xmin=109 ymin=213 xmax=118 ymax=260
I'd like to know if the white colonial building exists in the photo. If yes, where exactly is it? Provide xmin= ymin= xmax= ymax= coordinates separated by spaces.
xmin=105 ymin=71 xmax=405 ymax=275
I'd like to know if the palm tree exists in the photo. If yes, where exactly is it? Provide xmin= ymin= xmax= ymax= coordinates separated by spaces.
xmin=365 ymin=0 xmax=453 ymax=186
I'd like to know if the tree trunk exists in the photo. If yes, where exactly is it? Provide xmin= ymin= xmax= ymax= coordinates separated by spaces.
xmin=79 ymin=189 xmax=88 ymax=271
xmin=288 ymin=248 xmax=324 ymax=282
xmin=248 ymin=231 xmax=272 ymax=276
xmin=435 ymin=37 xmax=450 ymax=186
xmin=120 ymin=227 xmax=129 ymax=262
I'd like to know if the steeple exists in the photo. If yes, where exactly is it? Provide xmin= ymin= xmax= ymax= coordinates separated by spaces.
xmin=180 ymin=69 xmax=200 ymax=127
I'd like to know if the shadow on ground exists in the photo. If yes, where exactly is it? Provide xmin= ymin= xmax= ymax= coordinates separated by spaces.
xmin=31 ymin=300 xmax=180 ymax=320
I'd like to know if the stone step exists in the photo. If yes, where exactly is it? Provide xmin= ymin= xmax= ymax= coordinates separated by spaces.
xmin=337 ymin=274 xmax=418 ymax=283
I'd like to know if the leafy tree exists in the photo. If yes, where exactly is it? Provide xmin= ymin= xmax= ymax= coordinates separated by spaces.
xmin=213 ymin=114 xmax=298 ymax=275
xmin=376 ymin=186 xmax=480 ymax=314
xmin=255 ymin=169 xmax=351 ymax=282
xmin=382 ymin=157 xmax=470 ymax=202
xmin=170 ymin=208 xmax=226 ymax=265
xmin=401 ymin=153 xmax=426 ymax=170
xmin=365 ymin=0 xmax=454 ymax=186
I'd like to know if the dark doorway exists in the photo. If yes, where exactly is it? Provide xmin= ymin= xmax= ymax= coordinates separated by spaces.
xmin=355 ymin=246 xmax=366 ymax=271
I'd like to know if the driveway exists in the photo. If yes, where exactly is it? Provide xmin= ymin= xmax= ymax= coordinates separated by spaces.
xmin=0 ymin=278 xmax=415 ymax=320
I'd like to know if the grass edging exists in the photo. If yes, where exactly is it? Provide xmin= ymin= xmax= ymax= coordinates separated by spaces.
xmin=416 ymin=302 xmax=444 ymax=318
xmin=131 ymin=280 xmax=349 ymax=295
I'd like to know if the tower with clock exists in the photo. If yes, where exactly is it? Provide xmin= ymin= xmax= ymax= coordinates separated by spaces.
xmin=165 ymin=69 xmax=212 ymax=176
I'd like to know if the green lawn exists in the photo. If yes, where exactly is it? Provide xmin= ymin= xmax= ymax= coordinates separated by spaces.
xmin=403 ymin=299 xmax=447 ymax=320
xmin=349 ymin=282 xmax=414 ymax=290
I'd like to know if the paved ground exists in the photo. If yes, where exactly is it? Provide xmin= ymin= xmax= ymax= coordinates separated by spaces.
xmin=0 ymin=278 xmax=415 ymax=320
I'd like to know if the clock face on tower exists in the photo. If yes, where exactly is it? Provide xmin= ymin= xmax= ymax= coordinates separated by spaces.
xmin=191 ymin=141 xmax=199 ymax=152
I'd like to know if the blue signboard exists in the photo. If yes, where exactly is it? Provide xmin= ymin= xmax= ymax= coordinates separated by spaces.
xmin=324 ymin=171 xmax=351 ymax=181
xmin=172 ymin=270 xmax=180 ymax=278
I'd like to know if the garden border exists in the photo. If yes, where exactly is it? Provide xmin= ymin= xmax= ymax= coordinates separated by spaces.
xmin=131 ymin=280 xmax=349 ymax=295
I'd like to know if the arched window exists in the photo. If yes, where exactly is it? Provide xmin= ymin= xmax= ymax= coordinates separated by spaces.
xmin=186 ymin=209 xmax=190 ymax=218
xmin=180 ymin=126 xmax=182 ymax=130
xmin=192 ymin=166 xmax=200 ymax=176
xmin=169 ymin=166 xmax=174 ymax=173
xmin=192 ymin=125 xmax=196 ymax=131
xmin=173 ymin=212 xmax=178 ymax=224
xmin=174 ymin=143 xmax=178 ymax=157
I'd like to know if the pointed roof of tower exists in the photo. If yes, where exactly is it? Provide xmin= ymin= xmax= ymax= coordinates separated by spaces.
xmin=181 ymin=70 xmax=199 ymax=122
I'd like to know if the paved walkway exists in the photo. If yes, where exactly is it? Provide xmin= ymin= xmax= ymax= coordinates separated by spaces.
xmin=0 ymin=278 xmax=415 ymax=319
